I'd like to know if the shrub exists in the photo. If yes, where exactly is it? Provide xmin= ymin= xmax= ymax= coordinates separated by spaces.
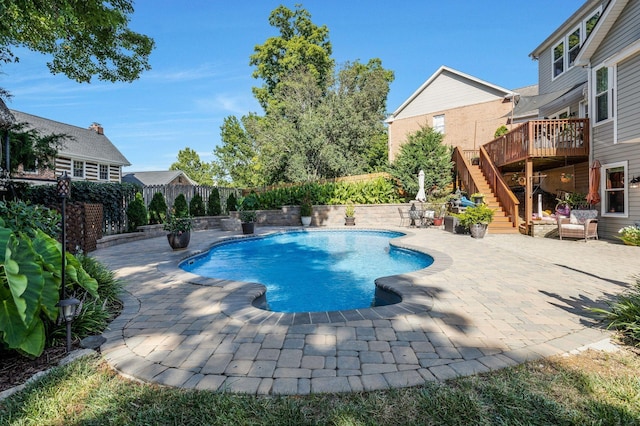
xmin=148 ymin=192 xmax=168 ymax=224
xmin=173 ymin=194 xmax=189 ymax=218
xmin=0 ymin=200 xmax=61 ymax=238
xmin=454 ymin=204 xmax=494 ymax=227
xmin=618 ymin=226 xmax=640 ymax=246
xmin=592 ymin=277 xmax=640 ymax=346
xmin=0 ymin=218 xmax=98 ymax=356
xmin=125 ymin=192 xmax=148 ymax=232
xmin=300 ymin=191 xmax=313 ymax=216
xmin=189 ymin=193 xmax=206 ymax=217
xmin=494 ymin=125 xmax=509 ymax=138
xmin=226 ymin=193 xmax=237 ymax=213
xmin=207 ymin=188 xmax=222 ymax=216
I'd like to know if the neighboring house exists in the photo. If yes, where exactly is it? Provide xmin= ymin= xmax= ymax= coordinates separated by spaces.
xmin=385 ymin=66 xmax=521 ymax=162
xmin=9 ymin=110 xmax=130 ymax=183
xmin=529 ymin=0 xmax=640 ymax=239
xmin=122 ymin=170 xmax=197 ymax=187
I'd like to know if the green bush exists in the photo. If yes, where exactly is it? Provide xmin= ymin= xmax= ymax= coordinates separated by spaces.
xmin=189 ymin=193 xmax=206 ymax=217
xmin=0 ymin=200 xmax=61 ymax=238
xmin=454 ymin=204 xmax=495 ymax=227
xmin=226 ymin=193 xmax=237 ymax=213
xmin=125 ymin=193 xmax=148 ymax=232
xmin=592 ymin=277 xmax=640 ymax=346
xmin=173 ymin=194 xmax=189 ymax=218
xmin=494 ymin=125 xmax=509 ymax=138
xmin=49 ymin=254 xmax=123 ymax=343
xmin=0 ymin=218 xmax=98 ymax=356
xmin=148 ymin=192 xmax=168 ymax=225
xmin=207 ymin=188 xmax=222 ymax=216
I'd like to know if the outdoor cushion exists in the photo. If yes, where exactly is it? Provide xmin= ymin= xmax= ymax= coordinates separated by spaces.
xmin=569 ymin=210 xmax=598 ymax=224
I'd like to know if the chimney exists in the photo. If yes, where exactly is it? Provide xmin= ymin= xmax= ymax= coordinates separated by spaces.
xmin=89 ymin=122 xmax=104 ymax=135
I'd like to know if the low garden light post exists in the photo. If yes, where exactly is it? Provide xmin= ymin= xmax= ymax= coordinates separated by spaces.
xmin=56 ymin=171 xmax=79 ymax=352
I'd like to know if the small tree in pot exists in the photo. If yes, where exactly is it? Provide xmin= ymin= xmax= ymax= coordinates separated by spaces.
xmin=300 ymin=191 xmax=313 ymax=226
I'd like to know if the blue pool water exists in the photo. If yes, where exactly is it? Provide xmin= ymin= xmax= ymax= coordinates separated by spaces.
xmin=181 ymin=230 xmax=433 ymax=313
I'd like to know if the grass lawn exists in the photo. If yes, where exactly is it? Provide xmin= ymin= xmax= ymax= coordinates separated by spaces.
xmin=1 ymin=348 xmax=638 ymax=425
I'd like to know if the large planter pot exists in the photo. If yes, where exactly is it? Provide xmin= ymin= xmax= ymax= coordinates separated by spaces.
xmin=301 ymin=216 xmax=312 ymax=226
xmin=167 ymin=231 xmax=190 ymax=250
xmin=345 ymin=217 xmax=355 ymax=226
xmin=241 ymin=222 xmax=255 ymax=234
xmin=469 ymin=223 xmax=488 ymax=239
xmin=432 ymin=217 xmax=443 ymax=227
xmin=472 ymin=196 xmax=484 ymax=205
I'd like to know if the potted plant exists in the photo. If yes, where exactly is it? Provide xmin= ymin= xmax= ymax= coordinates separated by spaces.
xmin=470 ymin=192 xmax=485 ymax=204
xmin=300 ymin=192 xmax=313 ymax=226
xmin=239 ymin=210 xmax=257 ymax=234
xmin=345 ymin=202 xmax=355 ymax=226
xmin=618 ymin=225 xmax=640 ymax=246
xmin=163 ymin=214 xmax=192 ymax=250
xmin=454 ymin=203 xmax=494 ymax=238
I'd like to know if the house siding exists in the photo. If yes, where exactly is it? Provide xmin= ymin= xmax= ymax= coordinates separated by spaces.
xmin=388 ymin=99 xmax=511 ymax=161
xmin=590 ymin=1 xmax=640 ymax=239
xmin=394 ymin=70 xmax=507 ymax=120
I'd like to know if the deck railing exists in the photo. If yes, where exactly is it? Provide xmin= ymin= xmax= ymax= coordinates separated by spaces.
xmin=479 ymin=146 xmax=519 ymax=229
xmin=484 ymin=119 xmax=589 ymax=167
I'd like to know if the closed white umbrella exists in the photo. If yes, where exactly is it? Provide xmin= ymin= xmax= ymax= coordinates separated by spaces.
xmin=415 ymin=170 xmax=426 ymax=202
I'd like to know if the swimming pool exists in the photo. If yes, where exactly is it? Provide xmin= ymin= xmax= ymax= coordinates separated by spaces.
xmin=181 ymin=230 xmax=433 ymax=313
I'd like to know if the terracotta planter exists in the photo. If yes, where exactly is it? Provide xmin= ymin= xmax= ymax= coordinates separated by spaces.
xmin=432 ymin=217 xmax=443 ymax=226
xmin=241 ymin=222 xmax=255 ymax=234
xmin=167 ymin=231 xmax=190 ymax=250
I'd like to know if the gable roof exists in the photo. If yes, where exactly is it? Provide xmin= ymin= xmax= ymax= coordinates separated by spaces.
xmin=0 ymin=99 xmax=15 ymax=128
xmin=529 ymin=0 xmax=604 ymax=59
xmin=574 ymin=0 xmax=631 ymax=65
xmin=10 ymin=110 xmax=130 ymax=166
xmin=386 ymin=66 xmax=515 ymax=123
xmin=122 ymin=170 xmax=197 ymax=186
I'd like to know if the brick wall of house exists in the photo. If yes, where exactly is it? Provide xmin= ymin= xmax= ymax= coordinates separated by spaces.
xmin=387 ymin=99 xmax=513 ymax=161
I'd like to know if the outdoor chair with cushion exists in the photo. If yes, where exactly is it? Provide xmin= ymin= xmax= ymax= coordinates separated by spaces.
xmin=557 ymin=210 xmax=598 ymax=241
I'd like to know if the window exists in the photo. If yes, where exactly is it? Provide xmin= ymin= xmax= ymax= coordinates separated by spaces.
xmin=553 ymin=41 xmax=564 ymax=78
xmin=99 ymin=164 xmax=109 ymax=180
xmin=72 ymin=160 xmax=85 ymax=178
xmin=593 ymin=64 xmax=614 ymax=123
xmin=551 ymin=7 xmax=602 ymax=79
xmin=433 ymin=114 xmax=445 ymax=134
xmin=602 ymin=161 xmax=628 ymax=216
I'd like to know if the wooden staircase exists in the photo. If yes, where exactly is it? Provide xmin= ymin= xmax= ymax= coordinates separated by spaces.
xmin=467 ymin=164 xmax=519 ymax=234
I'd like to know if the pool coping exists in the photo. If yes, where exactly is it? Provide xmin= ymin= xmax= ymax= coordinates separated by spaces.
xmin=157 ymin=228 xmax=453 ymax=325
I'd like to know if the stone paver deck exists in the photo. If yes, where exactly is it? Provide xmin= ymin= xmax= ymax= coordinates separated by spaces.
xmin=93 ymin=226 xmax=637 ymax=394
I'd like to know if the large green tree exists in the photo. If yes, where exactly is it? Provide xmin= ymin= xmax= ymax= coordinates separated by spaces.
xmin=0 ymin=0 xmax=154 ymax=83
xmin=390 ymin=125 xmax=453 ymax=198
xmin=249 ymin=4 xmax=333 ymax=111
xmin=212 ymin=115 xmax=264 ymax=187
xmin=170 ymin=148 xmax=213 ymax=186
xmin=213 ymin=5 xmax=392 ymax=186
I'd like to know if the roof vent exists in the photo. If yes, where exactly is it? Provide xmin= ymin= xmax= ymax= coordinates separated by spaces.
xmin=89 ymin=122 xmax=104 ymax=135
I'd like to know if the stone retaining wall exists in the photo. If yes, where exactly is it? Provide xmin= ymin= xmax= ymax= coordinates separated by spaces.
xmin=96 ymin=205 xmax=416 ymax=248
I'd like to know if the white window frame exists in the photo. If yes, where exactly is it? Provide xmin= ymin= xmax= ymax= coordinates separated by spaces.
xmin=99 ymin=164 xmax=109 ymax=181
xmin=601 ymin=161 xmax=628 ymax=217
xmin=433 ymin=114 xmax=445 ymax=134
xmin=551 ymin=7 xmax=602 ymax=80
xmin=592 ymin=62 xmax=615 ymax=126
xmin=72 ymin=159 xmax=85 ymax=178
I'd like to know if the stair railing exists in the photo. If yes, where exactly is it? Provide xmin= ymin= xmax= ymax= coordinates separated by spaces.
xmin=479 ymin=146 xmax=519 ymax=229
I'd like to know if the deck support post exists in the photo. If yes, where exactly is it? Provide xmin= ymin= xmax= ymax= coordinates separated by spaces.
xmin=525 ymin=158 xmax=533 ymax=234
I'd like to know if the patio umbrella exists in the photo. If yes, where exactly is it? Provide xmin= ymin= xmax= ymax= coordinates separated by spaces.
xmin=415 ymin=170 xmax=426 ymax=202
xmin=586 ymin=159 xmax=601 ymax=205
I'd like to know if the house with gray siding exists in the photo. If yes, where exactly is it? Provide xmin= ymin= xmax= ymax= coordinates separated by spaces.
xmin=528 ymin=0 xmax=639 ymax=238
xmin=572 ymin=0 xmax=640 ymax=238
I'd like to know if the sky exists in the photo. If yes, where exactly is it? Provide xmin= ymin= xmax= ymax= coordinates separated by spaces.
xmin=1 ymin=0 xmax=587 ymax=172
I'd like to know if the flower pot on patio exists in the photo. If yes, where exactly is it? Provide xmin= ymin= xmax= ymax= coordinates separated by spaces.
xmin=167 ymin=231 xmax=190 ymax=250
xmin=241 ymin=222 xmax=255 ymax=234
xmin=469 ymin=223 xmax=488 ymax=239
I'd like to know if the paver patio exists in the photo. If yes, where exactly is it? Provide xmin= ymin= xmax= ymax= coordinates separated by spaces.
xmin=93 ymin=226 xmax=637 ymax=394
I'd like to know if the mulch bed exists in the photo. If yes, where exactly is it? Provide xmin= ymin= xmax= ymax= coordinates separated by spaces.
xmin=0 ymin=345 xmax=76 ymax=393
